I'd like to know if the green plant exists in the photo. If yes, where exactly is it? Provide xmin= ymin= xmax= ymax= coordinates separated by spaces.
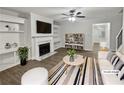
xmin=67 ymin=49 xmax=76 ymax=57
xmin=17 ymin=47 xmax=28 ymax=61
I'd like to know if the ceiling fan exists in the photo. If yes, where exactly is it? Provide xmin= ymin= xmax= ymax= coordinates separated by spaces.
xmin=61 ymin=9 xmax=85 ymax=22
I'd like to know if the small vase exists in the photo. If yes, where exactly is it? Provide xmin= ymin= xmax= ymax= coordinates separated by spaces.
xmin=20 ymin=59 xmax=27 ymax=66
xmin=69 ymin=56 xmax=74 ymax=62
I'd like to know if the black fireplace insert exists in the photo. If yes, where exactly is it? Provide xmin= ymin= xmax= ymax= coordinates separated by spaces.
xmin=39 ymin=43 xmax=50 ymax=56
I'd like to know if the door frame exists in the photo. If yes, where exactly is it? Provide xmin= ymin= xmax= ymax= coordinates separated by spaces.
xmin=92 ymin=22 xmax=111 ymax=50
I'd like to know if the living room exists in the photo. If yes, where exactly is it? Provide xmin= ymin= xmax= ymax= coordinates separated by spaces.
xmin=0 ymin=7 xmax=124 ymax=85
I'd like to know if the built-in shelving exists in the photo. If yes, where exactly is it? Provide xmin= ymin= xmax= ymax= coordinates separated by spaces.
xmin=0 ymin=48 xmax=18 ymax=55
xmin=53 ymin=24 xmax=61 ymax=50
xmin=0 ymin=13 xmax=25 ymax=71
xmin=65 ymin=43 xmax=83 ymax=46
xmin=53 ymin=25 xmax=59 ymax=29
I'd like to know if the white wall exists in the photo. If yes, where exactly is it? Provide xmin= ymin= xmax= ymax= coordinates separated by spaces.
xmin=60 ymin=15 xmax=122 ymax=51
xmin=29 ymin=13 xmax=54 ymax=59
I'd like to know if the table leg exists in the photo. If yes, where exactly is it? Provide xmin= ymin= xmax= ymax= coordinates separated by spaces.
xmin=79 ymin=64 xmax=83 ymax=75
xmin=64 ymin=64 xmax=69 ymax=74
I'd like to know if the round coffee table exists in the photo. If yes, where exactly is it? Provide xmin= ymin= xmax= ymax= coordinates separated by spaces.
xmin=63 ymin=55 xmax=84 ymax=74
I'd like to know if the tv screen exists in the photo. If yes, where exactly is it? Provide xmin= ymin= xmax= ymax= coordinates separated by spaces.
xmin=117 ymin=29 xmax=123 ymax=49
xmin=36 ymin=20 xmax=51 ymax=33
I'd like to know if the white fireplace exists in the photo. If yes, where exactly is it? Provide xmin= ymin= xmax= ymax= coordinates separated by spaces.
xmin=32 ymin=36 xmax=54 ymax=60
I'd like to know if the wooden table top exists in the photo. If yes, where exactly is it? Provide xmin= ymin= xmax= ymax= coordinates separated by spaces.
xmin=63 ymin=55 xmax=84 ymax=66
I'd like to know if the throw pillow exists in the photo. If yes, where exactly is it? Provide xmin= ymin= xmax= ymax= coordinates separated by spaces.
xmin=118 ymin=67 xmax=124 ymax=80
xmin=106 ymin=51 xmax=115 ymax=61
xmin=112 ymin=57 xmax=120 ymax=66
xmin=114 ymin=59 xmax=124 ymax=71
xmin=110 ymin=55 xmax=117 ymax=64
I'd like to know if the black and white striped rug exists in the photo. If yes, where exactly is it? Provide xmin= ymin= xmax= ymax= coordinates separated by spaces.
xmin=48 ymin=56 xmax=103 ymax=85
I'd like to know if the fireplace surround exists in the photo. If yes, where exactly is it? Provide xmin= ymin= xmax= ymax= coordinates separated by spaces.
xmin=32 ymin=36 xmax=54 ymax=60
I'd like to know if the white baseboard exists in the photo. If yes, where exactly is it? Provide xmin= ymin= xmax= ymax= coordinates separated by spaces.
xmin=0 ymin=62 xmax=19 ymax=72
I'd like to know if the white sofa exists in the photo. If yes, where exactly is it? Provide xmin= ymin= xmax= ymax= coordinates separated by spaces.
xmin=98 ymin=51 xmax=124 ymax=85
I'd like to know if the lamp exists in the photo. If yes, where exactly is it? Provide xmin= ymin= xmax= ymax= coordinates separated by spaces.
xmin=68 ymin=17 xmax=72 ymax=21
xmin=71 ymin=17 xmax=76 ymax=21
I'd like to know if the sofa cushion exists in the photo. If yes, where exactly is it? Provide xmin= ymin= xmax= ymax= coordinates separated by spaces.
xmin=99 ymin=59 xmax=124 ymax=84
xmin=110 ymin=55 xmax=118 ymax=64
xmin=98 ymin=51 xmax=124 ymax=84
xmin=107 ymin=52 xmax=115 ymax=61
xmin=114 ymin=59 xmax=124 ymax=71
xmin=101 ymin=73 xmax=124 ymax=85
xmin=112 ymin=57 xmax=120 ymax=66
xmin=118 ymin=67 xmax=124 ymax=80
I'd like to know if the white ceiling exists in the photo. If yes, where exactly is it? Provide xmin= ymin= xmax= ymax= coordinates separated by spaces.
xmin=1 ymin=7 xmax=123 ymax=22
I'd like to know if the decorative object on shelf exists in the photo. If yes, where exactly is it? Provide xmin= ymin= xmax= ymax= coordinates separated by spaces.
xmin=4 ymin=43 xmax=11 ymax=49
xmin=5 ymin=25 xmax=12 ymax=31
xmin=10 ymin=24 xmax=19 ymax=31
xmin=4 ymin=24 xmax=19 ymax=32
xmin=17 ymin=47 xmax=29 ymax=66
xmin=67 ymin=49 xmax=76 ymax=62
xmin=5 ymin=25 xmax=11 ymax=31
xmin=12 ymin=43 xmax=18 ymax=48
xmin=5 ymin=25 xmax=9 ymax=28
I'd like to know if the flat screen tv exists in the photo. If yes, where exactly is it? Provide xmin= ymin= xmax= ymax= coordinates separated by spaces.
xmin=116 ymin=28 xmax=123 ymax=51
xmin=36 ymin=20 xmax=51 ymax=34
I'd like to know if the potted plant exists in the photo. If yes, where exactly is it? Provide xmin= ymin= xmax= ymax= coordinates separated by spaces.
xmin=67 ymin=49 xmax=76 ymax=62
xmin=17 ymin=47 xmax=29 ymax=66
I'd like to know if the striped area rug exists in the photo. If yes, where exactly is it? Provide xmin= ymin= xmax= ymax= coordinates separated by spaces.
xmin=48 ymin=56 xmax=103 ymax=85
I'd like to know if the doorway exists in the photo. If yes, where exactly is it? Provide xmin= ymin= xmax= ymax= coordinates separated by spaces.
xmin=92 ymin=23 xmax=110 ymax=51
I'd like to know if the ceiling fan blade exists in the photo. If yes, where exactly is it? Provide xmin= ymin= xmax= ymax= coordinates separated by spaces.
xmin=61 ymin=17 xmax=68 ymax=19
xmin=61 ymin=13 xmax=69 ymax=16
xmin=76 ymin=12 xmax=82 ymax=15
xmin=69 ymin=9 xmax=76 ymax=14
xmin=76 ymin=16 xmax=85 ymax=18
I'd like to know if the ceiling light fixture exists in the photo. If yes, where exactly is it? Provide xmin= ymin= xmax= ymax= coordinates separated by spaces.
xmin=62 ymin=9 xmax=85 ymax=22
xmin=68 ymin=17 xmax=76 ymax=22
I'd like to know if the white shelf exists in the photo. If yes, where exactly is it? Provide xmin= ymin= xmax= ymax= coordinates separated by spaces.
xmin=54 ymin=31 xmax=58 ymax=34
xmin=53 ymin=25 xmax=59 ymax=29
xmin=54 ymin=41 xmax=61 ymax=44
xmin=53 ymin=38 xmax=61 ymax=43
xmin=53 ymin=24 xmax=61 ymax=50
xmin=0 ymin=48 xmax=18 ymax=55
xmin=32 ymin=34 xmax=53 ymax=38
xmin=53 ymin=35 xmax=59 ymax=38
xmin=0 ymin=31 xmax=24 ymax=33
xmin=65 ymin=43 xmax=83 ymax=46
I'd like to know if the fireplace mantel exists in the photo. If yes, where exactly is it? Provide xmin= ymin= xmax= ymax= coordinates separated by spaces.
xmin=32 ymin=34 xmax=53 ymax=38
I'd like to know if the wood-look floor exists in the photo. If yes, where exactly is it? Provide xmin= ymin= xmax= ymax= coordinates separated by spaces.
xmin=0 ymin=48 xmax=97 ymax=85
